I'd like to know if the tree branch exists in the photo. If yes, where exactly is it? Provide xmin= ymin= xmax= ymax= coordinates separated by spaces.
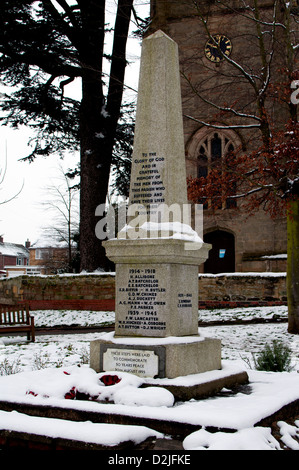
xmin=184 ymin=114 xmax=261 ymax=130
xmin=181 ymin=71 xmax=262 ymax=123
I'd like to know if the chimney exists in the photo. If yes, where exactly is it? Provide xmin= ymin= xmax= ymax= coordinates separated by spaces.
xmin=25 ymin=239 xmax=31 ymax=249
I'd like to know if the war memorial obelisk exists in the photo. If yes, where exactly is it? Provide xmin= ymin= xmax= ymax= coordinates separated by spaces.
xmin=90 ymin=30 xmax=222 ymax=379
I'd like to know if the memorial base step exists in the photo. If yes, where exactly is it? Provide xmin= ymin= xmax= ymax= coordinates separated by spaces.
xmin=90 ymin=334 xmax=222 ymax=379
xmin=141 ymin=369 xmax=249 ymax=401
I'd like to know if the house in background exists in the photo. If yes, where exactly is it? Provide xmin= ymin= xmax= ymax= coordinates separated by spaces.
xmin=29 ymin=238 xmax=71 ymax=275
xmin=0 ymin=236 xmax=74 ymax=277
xmin=0 ymin=236 xmax=30 ymax=277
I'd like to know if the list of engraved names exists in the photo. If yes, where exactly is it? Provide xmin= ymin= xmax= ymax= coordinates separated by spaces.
xmin=117 ymin=268 xmax=167 ymax=334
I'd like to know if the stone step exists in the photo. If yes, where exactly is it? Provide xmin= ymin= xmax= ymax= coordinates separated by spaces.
xmin=0 ymin=409 xmax=159 ymax=450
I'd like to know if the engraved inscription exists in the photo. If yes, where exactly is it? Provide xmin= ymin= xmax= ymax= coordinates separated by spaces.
xmin=131 ymin=152 xmax=165 ymax=214
xmin=103 ymin=348 xmax=159 ymax=377
xmin=177 ymin=293 xmax=193 ymax=309
xmin=117 ymin=267 xmax=167 ymax=335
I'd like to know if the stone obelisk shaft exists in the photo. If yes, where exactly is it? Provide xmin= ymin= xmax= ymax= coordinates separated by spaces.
xmin=129 ymin=30 xmax=188 ymax=216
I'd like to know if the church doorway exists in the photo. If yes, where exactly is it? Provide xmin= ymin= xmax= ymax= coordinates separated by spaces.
xmin=204 ymin=230 xmax=235 ymax=274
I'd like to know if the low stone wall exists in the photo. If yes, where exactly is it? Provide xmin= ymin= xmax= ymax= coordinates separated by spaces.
xmin=0 ymin=272 xmax=287 ymax=310
xmin=0 ymin=274 xmax=115 ymax=311
xmin=198 ymin=273 xmax=287 ymax=309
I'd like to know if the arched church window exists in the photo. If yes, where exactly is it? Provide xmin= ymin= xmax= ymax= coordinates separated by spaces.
xmin=197 ymin=131 xmax=237 ymax=209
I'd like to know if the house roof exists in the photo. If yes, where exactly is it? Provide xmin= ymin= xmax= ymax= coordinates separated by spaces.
xmin=0 ymin=242 xmax=29 ymax=258
xmin=30 ymin=237 xmax=69 ymax=250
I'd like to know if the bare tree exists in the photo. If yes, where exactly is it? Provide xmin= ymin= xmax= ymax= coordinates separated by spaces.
xmin=185 ymin=0 xmax=299 ymax=332
xmin=182 ymin=0 xmax=298 ymax=144
xmin=41 ymin=164 xmax=79 ymax=272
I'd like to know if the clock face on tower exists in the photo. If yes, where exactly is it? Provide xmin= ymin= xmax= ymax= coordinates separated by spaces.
xmin=205 ymin=35 xmax=232 ymax=63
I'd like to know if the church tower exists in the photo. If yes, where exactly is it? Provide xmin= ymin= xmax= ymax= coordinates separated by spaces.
xmin=148 ymin=0 xmax=295 ymax=273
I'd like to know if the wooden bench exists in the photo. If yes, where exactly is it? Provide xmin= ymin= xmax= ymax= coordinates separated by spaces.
xmin=0 ymin=304 xmax=35 ymax=342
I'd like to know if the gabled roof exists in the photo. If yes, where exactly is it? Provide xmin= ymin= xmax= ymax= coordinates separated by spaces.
xmin=0 ymin=242 xmax=29 ymax=258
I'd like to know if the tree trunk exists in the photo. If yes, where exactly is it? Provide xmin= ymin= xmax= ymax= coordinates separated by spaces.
xmin=78 ymin=1 xmax=108 ymax=272
xmin=79 ymin=0 xmax=133 ymax=272
xmin=79 ymin=77 xmax=112 ymax=272
xmin=287 ymin=199 xmax=299 ymax=334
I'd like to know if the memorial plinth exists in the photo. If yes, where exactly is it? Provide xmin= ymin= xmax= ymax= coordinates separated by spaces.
xmin=103 ymin=239 xmax=209 ymax=338
xmin=90 ymin=30 xmax=222 ymax=380
xmin=90 ymin=335 xmax=221 ymax=380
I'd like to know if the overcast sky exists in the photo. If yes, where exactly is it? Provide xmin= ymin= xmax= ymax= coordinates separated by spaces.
xmin=0 ymin=1 xmax=148 ymax=245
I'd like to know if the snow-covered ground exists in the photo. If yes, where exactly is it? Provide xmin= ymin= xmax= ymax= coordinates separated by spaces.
xmin=0 ymin=306 xmax=299 ymax=451
xmin=0 ymin=305 xmax=297 ymax=373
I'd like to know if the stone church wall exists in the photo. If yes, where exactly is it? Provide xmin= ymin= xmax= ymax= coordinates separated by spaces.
xmin=149 ymin=0 xmax=292 ymax=273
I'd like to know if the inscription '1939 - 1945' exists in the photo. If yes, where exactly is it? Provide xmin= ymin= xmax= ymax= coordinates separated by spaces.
xmin=117 ymin=268 xmax=167 ymax=332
